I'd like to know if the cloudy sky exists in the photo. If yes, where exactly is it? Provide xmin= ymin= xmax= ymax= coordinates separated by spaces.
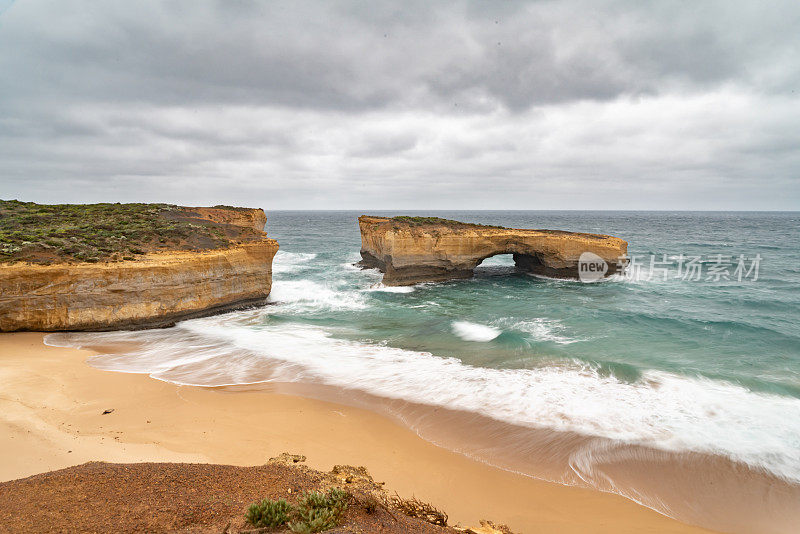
xmin=1 ymin=0 xmax=798 ymax=210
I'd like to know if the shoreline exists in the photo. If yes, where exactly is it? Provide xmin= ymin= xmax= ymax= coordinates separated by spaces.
xmin=1 ymin=332 xmax=714 ymax=533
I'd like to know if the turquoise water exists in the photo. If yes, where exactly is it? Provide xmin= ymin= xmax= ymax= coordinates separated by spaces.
xmin=49 ymin=211 xmax=800 ymax=531
xmin=270 ymin=211 xmax=800 ymax=398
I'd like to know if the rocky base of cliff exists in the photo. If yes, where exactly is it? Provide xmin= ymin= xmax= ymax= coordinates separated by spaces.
xmin=359 ymin=250 xmax=474 ymax=285
xmin=73 ymin=296 xmax=272 ymax=332
xmin=361 ymin=249 xmax=624 ymax=285
xmin=512 ymin=252 xmax=623 ymax=279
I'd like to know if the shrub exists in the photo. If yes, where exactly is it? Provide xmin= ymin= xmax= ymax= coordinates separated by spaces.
xmin=360 ymin=494 xmax=380 ymax=514
xmin=289 ymin=488 xmax=349 ymax=533
xmin=386 ymin=493 xmax=447 ymax=526
xmin=288 ymin=508 xmax=339 ymax=533
xmin=245 ymin=497 xmax=293 ymax=529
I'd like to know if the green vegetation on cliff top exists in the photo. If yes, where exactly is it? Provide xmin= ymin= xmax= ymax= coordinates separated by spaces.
xmin=245 ymin=488 xmax=349 ymax=533
xmin=0 ymin=200 xmax=251 ymax=265
xmin=389 ymin=216 xmax=505 ymax=229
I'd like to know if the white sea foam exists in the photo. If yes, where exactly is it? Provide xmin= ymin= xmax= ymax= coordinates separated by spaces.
xmin=495 ymin=318 xmax=580 ymax=344
xmin=524 ymin=272 xmax=575 ymax=282
xmin=451 ymin=321 xmax=502 ymax=342
xmin=272 ymin=251 xmax=317 ymax=274
xmin=268 ymin=279 xmax=366 ymax=311
xmin=366 ymin=284 xmax=415 ymax=293
xmin=340 ymin=261 xmax=369 ymax=273
xmin=48 ymin=319 xmax=800 ymax=484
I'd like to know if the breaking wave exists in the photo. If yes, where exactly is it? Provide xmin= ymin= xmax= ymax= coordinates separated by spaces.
xmin=47 ymin=316 xmax=800 ymax=486
xmin=452 ymin=321 xmax=502 ymax=342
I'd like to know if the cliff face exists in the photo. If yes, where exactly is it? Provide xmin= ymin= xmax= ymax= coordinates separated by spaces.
xmin=359 ymin=216 xmax=627 ymax=286
xmin=179 ymin=206 xmax=267 ymax=233
xmin=0 ymin=207 xmax=278 ymax=331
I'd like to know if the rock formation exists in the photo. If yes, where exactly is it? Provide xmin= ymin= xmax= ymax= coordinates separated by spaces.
xmin=0 ymin=207 xmax=278 ymax=331
xmin=359 ymin=216 xmax=627 ymax=286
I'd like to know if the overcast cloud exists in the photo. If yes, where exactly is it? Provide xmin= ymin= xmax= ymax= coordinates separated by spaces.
xmin=1 ymin=0 xmax=798 ymax=209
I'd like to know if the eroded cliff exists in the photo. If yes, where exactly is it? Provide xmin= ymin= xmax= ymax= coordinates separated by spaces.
xmin=0 ymin=204 xmax=278 ymax=331
xmin=359 ymin=216 xmax=627 ymax=285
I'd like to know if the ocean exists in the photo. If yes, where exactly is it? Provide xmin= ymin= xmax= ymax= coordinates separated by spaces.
xmin=47 ymin=211 xmax=800 ymax=533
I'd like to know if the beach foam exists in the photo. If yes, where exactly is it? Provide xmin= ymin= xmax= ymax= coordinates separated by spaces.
xmin=47 ymin=316 xmax=800 ymax=485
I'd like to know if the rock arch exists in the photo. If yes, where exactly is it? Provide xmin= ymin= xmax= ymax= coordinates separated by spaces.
xmin=358 ymin=216 xmax=627 ymax=286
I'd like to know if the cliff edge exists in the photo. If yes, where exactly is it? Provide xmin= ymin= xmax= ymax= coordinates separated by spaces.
xmin=359 ymin=216 xmax=627 ymax=286
xmin=0 ymin=202 xmax=278 ymax=331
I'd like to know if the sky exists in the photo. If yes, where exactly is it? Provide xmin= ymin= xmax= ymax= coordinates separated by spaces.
xmin=1 ymin=0 xmax=799 ymax=210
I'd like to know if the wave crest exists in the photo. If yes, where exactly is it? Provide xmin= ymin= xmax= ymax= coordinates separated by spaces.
xmin=452 ymin=320 xmax=502 ymax=342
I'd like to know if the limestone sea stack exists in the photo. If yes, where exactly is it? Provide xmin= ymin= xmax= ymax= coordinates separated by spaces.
xmin=359 ymin=216 xmax=627 ymax=286
xmin=0 ymin=202 xmax=278 ymax=331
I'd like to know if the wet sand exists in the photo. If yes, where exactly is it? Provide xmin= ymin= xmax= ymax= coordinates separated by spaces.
xmin=236 ymin=380 xmax=800 ymax=534
xmin=0 ymin=332 xmax=715 ymax=533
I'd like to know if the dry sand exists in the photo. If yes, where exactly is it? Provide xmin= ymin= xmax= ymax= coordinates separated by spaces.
xmin=0 ymin=332 xmax=713 ymax=533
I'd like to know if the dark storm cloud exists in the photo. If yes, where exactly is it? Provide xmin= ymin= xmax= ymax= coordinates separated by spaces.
xmin=0 ymin=0 xmax=798 ymax=209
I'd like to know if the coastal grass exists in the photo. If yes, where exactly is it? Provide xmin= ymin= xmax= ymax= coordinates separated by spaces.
xmin=0 ymin=200 xmax=232 ymax=264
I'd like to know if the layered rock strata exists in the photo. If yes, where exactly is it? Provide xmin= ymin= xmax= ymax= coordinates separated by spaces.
xmin=359 ymin=216 xmax=627 ymax=286
xmin=0 ymin=207 xmax=278 ymax=331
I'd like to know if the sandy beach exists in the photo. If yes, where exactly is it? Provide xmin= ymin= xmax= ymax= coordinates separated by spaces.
xmin=3 ymin=0 xmax=798 ymax=530
xmin=0 ymin=332 xmax=715 ymax=533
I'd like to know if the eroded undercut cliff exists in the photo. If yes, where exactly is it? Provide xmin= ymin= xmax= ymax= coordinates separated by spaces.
xmin=359 ymin=216 xmax=627 ymax=286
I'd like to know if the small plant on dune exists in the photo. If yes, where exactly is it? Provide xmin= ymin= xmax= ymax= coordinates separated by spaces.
xmin=386 ymin=492 xmax=448 ymax=526
xmin=245 ymin=497 xmax=293 ymax=529
xmin=360 ymin=493 xmax=380 ymax=514
xmin=288 ymin=488 xmax=349 ymax=533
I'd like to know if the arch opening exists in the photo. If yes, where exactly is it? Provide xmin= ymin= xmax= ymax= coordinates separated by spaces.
xmin=473 ymin=252 xmax=516 ymax=278
xmin=473 ymin=251 xmax=547 ymax=278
